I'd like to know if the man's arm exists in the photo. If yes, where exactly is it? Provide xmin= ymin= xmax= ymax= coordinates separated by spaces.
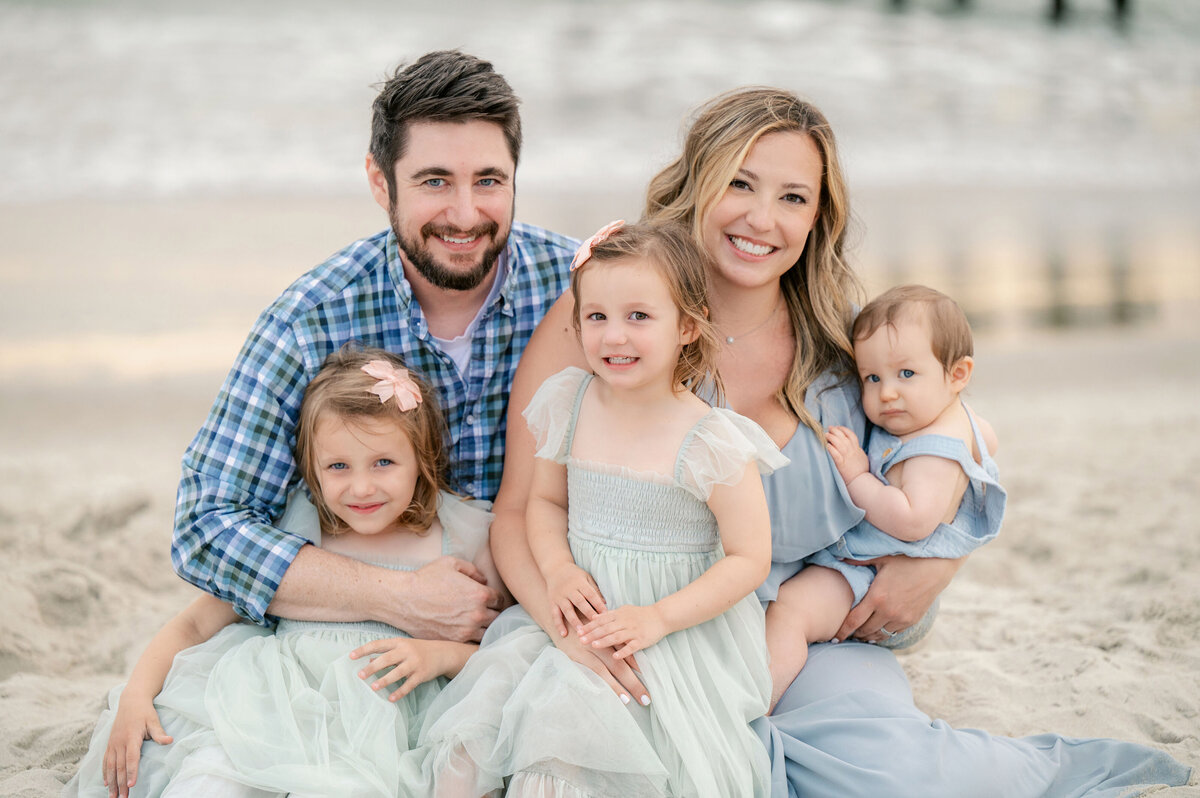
xmin=490 ymin=293 xmax=650 ymax=704
xmin=173 ymin=314 xmax=499 ymax=640
xmin=269 ymin=545 xmax=498 ymax=642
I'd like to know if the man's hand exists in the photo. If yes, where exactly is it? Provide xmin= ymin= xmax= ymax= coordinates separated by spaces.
xmin=396 ymin=556 xmax=503 ymax=643
xmin=835 ymin=554 xmax=961 ymax=644
xmin=826 ymin=425 xmax=870 ymax=485
xmin=578 ymin=604 xmax=668 ymax=660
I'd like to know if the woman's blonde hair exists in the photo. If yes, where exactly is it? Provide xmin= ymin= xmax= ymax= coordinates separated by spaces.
xmin=645 ymin=87 xmax=863 ymax=435
xmin=569 ymin=221 xmax=723 ymax=400
xmin=295 ymin=345 xmax=448 ymax=535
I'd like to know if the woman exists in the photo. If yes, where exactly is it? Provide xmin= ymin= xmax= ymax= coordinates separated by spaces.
xmin=488 ymin=88 xmax=1190 ymax=796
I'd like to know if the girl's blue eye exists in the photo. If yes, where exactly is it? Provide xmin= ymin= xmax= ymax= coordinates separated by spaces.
xmin=864 ymin=374 xmax=880 ymax=383
xmin=376 ymin=459 xmax=392 ymax=467
xmin=328 ymin=462 xmax=347 ymax=471
xmin=900 ymin=369 xmax=915 ymax=378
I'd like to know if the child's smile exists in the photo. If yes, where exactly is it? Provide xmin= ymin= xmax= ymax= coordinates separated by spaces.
xmin=576 ymin=259 xmax=695 ymax=394
xmin=312 ymin=415 xmax=421 ymax=536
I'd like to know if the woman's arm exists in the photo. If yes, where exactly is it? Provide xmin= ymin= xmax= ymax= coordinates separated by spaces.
xmin=103 ymin=593 xmax=239 ymax=796
xmin=834 ymin=554 xmax=965 ymax=643
xmin=579 ymin=464 xmax=773 ymax=658
xmin=490 ymin=292 xmax=650 ymax=704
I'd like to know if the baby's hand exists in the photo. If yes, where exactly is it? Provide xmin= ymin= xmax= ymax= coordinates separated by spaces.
xmin=103 ymin=694 xmax=173 ymax=798
xmin=350 ymin=638 xmax=472 ymax=703
xmin=578 ymin=605 xmax=668 ymax=660
xmin=826 ymin=425 xmax=869 ymax=484
xmin=545 ymin=563 xmax=608 ymax=638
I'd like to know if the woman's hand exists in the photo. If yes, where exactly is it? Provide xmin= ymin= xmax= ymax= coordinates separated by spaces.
xmin=351 ymin=637 xmax=475 ymax=702
xmin=578 ymin=604 xmax=669 ymax=660
xmin=103 ymin=692 xmax=173 ymax=798
xmin=835 ymin=555 xmax=963 ymax=643
xmin=545 ymin=563 xmax=608 ymax=637
xmin=552 ymin=630 xmax=651 ymax=706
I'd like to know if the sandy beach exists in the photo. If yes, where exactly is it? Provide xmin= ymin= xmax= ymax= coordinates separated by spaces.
xmin=0 ymin=198 xmax=1197 ymax=796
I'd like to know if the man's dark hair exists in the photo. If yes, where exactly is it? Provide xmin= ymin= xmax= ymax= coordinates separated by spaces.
xmin=369 ymin=50 xmax=522 ymax=195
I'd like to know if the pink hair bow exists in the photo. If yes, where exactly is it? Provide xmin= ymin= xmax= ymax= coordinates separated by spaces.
xmin=569 ymin=219 xmax=626 ymax=271
xmin=361 ymin=361 xmax=423 ymax=412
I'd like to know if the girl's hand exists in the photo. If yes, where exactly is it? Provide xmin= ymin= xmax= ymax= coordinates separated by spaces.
xmin=350 ymin=637 xmax=473 ymax=703
xmin=103 ymin=694 xmax=173 ymax=798
xmin=826 ymin=425 xmax=869 ymax=484
xmin=578 ymin=605 xmax=667 ymax=660
xmin=545 ymin=564 xmax=607 ymax=637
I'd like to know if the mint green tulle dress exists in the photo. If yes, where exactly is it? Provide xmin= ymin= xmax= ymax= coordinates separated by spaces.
xmin=64 ymin=492 xmax=493 ymax=798
xmin=402 ymin=367 xmax=789 ymax=797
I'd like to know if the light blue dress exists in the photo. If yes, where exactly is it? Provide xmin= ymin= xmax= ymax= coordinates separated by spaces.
xmin=754 ymin=372 xmax=1192 ymax=797
xmin=806 ymin=399 xmax=1006 ymax=604
xmin=63 ymin=492 xmax=494 ymax=798
xmin=403 ymin=367 xmax=789 ymax=797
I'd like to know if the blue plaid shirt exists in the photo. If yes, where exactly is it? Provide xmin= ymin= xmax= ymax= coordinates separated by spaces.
xmin=172 ymin=222 xmax=576 ymax=625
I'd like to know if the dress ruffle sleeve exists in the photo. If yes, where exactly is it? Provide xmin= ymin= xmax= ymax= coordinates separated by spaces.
xmin=521 ymin=367 xmax=589 ymax=464
xmin=438 ymin=491 xmax=495 ymax=565
xmin=678 ymin=408 xmax=790 ymax=501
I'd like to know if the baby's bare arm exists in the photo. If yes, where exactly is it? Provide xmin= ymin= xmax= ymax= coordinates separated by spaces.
xmin=845 ymin=454 xmax=966 ymax=541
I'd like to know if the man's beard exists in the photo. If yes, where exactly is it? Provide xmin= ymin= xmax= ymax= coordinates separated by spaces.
xmin=394 ymin=214 xmax=508 ymax=292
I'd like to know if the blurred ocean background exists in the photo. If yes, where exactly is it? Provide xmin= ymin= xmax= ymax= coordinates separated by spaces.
xmin=1 ymin=0 xmax=1198 ymax=381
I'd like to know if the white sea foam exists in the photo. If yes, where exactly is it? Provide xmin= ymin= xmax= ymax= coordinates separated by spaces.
xmin=0 ymin=0 xmax=1196 ymax=202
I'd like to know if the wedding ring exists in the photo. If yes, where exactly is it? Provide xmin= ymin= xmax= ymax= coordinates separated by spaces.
xmin=879 ymin=626 xmax=895 ymax=638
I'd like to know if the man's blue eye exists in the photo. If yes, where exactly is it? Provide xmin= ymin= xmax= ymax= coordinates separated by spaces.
xmin=901 ymin=369 xmax=915 ymax=378
xmin=478 ymin=178 xmax=497 ymax=187
xmin=426 ymin=178 xmax=445 ymax=188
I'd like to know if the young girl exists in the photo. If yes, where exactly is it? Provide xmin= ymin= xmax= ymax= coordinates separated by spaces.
xmin=405 ymin=220 xmax=787 ymax=797
xmin=64 ymin=346 xmax=502 ymax=798
xmin=766 ymin=284 xmax=1006 ymax=707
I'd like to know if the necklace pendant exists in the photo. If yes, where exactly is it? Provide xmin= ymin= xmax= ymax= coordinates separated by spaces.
xmin=725 ymin=335 xmax=735 ymax=344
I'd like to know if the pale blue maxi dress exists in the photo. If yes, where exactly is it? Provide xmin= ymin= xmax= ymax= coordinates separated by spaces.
xmin=753 ymin=371 xmax=1191 ymax=797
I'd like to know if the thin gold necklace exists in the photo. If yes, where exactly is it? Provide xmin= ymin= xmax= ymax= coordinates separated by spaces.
xmin=719 ymin=300 xmax=782 ymax=345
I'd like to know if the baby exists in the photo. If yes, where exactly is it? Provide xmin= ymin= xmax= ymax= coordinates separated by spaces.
xmin=766 ymin=284 xmax=1006 ymax=708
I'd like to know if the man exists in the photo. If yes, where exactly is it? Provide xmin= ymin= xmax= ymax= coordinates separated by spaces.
xmin=172 ymin=50 xmax=573 ymax=643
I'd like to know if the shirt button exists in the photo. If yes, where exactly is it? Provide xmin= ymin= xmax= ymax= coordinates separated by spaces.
xmin=465 ymin=482 xmax=476 ymax=495
xmin=466 ymin=414 xmax=476 ymax=425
